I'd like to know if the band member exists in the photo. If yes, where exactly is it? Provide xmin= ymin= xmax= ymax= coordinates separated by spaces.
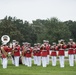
xmin=0 ymin=44 xmax=9 ymax=69
xmin=21 ymin=42 xmax=28 ymax=65
xmin=58 ymin=39 xmax=66 ymax=68
xmin=24 ymin=44 xmax=32 ymax=67
xmin=67 ymin=39 xmax=75 ymax=66
xmin=36 ymin=43 xmax=41 ymax=66
xmin=21 ymin=43 xmax=25 ymax=65
xmin=11 ymin=40 xmax=16 ymax=65
xmin=51 ymin=42 xmax=57 ymax=66
xmin=45 ymin=40 xmax=51 ymax=65
xmin=41 ymin=42 xmax=48 ymax=67
xmin=13 ymin=42 xmax=20 ymax=67
xmin=74 ymin=43 xmax=76 ymax=61
xmin=33 ymin=44 xmax=37 ymax=65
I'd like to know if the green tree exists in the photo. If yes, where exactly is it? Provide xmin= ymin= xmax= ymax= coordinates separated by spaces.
xmin=64 ymin=20 xmax=76 ymax=41
xmin=0 ymin=16 xmax=24 ymax=43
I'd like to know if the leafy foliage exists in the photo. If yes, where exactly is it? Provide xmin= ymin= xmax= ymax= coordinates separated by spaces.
xmin=0 ymin=16 xmax=75 ymax=45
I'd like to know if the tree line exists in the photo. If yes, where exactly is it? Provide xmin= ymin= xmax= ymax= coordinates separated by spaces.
xmin=0 ymin=16 xmax=76 ymax=45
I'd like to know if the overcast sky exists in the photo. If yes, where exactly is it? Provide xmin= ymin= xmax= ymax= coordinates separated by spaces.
xmin=0 ymin=0 xmax=76 ymax=22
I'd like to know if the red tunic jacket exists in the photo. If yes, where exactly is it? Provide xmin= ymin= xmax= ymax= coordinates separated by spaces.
xmin=41 ymin=46 xmax=47 ymax=57
xmin=2 ymin=46 xmax=8 ymax=58
xmin=36 ymin=48 xmax=41 ymax=56
xmin=74 ymin=44 xmax=76 ymax=54
xmin=33 ymin=47 xmax=37 ymax=56
xmin=46 ymin=45 xmax=50 ymax=55
xmin=51 ymin=46 xmax=57 ymax=56
xmin=68 ymin=45 xmax=75 ymax=54
xmin=25 ymin=48 xmax=32 ymax=57
xmin=58 ymin=45 xmax=66 ymax=56
xmin=14 ymin=45 xmax=20 ymax=56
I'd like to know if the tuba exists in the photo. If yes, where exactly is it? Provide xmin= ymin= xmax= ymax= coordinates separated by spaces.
xmin=1 ymin=35 xmax=10 ymax=45
xmin=0 ymin=35 xmax=10 ymax=57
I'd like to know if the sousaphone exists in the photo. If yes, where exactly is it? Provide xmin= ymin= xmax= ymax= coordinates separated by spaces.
xmin=1 ymin=35 xmax=10 ymax=45
xmin=0 ymin=35 xmax=10 ymax=57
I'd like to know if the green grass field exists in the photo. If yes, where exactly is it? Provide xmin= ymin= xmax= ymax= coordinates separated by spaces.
xmin=0 ymin=59 xmax=76 ymax=75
